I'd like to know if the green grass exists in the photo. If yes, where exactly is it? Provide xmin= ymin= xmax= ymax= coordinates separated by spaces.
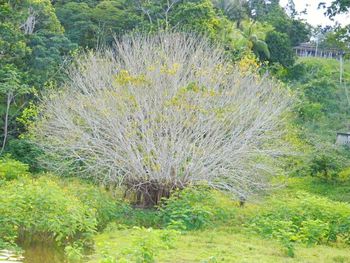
xmin=297 ymin=57 xmax=350 ymax=83
xmin=87 ymin=227 xmax=350 ymax=263
xmin=85 ymin=177 xmax=350 ymax=263
xmin=284 ymin=176 xmax=350 ymax=203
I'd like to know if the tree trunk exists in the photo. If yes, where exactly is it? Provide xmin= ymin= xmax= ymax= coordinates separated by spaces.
xmin=0 ymin=92 xmax=12 ymax=155
xmin=130 ymin=183 xmax=173 ymax=208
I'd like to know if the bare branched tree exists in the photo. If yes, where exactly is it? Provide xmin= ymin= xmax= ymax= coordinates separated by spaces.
xmin=134 ymin=0 xmax=181 ymax=30
xmin=212 ymin=0 xmax=248 ymax=28
xmin=20 ymin=7 xmax=37 ymax=35
xmin=135 ymin=0 xmax=154 ymax=25
xmin=31 ymin=33 xmax=292 ymax=206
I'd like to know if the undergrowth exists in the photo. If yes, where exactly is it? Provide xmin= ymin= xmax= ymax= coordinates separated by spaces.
xmin=89 ymin=177 xmax=350 ymax=261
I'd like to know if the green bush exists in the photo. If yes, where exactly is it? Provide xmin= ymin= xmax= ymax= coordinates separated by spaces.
xmin=292 ymin=147 xmax=350 ymax=182
xmin=58 ymin=176 xmax=162 ymax=229
xmin=114 ymin=206 xmax=162 ymax=228
xmin=64 ymin=241 xmax=84 ymax=262
xmin=100 ymin=226 xmax=179 ymax=263
xmin=246 ymin=191 xmax=350 ymax=255
xmin=309 ymin=151 xmax=343 ymax=181
xmin=338 ymin=167 xmax=350 ymax=182
xmin=265 ymin=31 xmax=295 ymax=67
xmin=5 ymin=139 xmax=43 ymax=172
xmin=0 ymin=156 xmax=29 ymax=181
xmin=0 ymin=177 xmax=97 ymax=248
xmin=298 ymin=219 xmax=330 ymax=245
xmin=82 ymin=187 xmax=236 ymax=231
xmin=159 ymin=187 xmax=237 ymax=231
xmin=57 ymin=178 xmax=121 ymax=229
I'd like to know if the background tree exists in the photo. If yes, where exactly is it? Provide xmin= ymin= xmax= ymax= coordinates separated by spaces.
xmin=212 ymin=0 xmax=249 ymax=28
xmin=249 ymin=0 xmax=310 ymax=47
xmin=317 ymin=26 xmax=350 ymax=55
xmin=0 ymin=65 xmax=31 ymax=154
xmin=54 ymin=2 xmax=98 ymax=48
xmin=0 ymin=0 xmax=76 ymax=158
xmin=265 ymin=31 xmax=295 ymax=67
xmin=320 ymin=0 xmax=350 ymax=59
xmin=0 ymin=2 xmax=30 ymax=153
xmin=320 ymin=0 xmax=350 ymax=18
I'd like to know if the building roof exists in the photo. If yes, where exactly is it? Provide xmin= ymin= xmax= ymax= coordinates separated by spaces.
xmin=293 ymin=42 xmax=344 ymax=54
xmin=337 ymin=132 xmax=350 ymax=136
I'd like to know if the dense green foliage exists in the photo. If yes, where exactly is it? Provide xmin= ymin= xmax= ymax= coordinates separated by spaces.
xmin=5 ymin=139 xmax=42 ymax=172
xmin=246 ymin=191 xmax=350 ymax=256
xmin=265 ymin=31 xmax=295 ymax=67
xmin=279 ymin=58 xmax=350 ymax=180
xmin=0 ymin=176 xmax=96 ymax=248
xmin=0 ymin=0 xmax=76 ymax=156
xmin=0 ymin=161 xmax=122 ymax=250
xmin=285 ymin=176 xmax=350 ymax=202
xmin=0 ymin=155 xmax=29 ymax=181
xmin=58 ymin=182 xmax=118 ymax=230
xmin=159 ymin=187 xmax=236 ymax=231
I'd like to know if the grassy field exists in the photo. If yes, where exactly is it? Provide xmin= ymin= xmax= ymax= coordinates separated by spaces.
xmin=297 ymin=57 xmax=350 ymax=82
xmin=86 ymin=177 xmax=350 ymax=263
xmin=284 ymin=177 xmax=350 ymax=203
xmin=87 ymin=228 xmax=350 ymax=263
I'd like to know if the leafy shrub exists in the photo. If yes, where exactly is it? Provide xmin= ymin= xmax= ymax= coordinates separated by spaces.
xmin=114 ymin=206 xmax=162 ymax=228
xmin=5 ymin=139 xmax=43 ymax=172
xmin=246 ymin=191 xmax=350 ymax=255
xmin=0 ymin=177 xmax=97 ymax=248
xmin=338 ymin=167 xmax=350 ymax=182
xmin=265 ymin=31 xmax=295 ymax=67
xmin=294 ymin=146 xmax=350 ymax=182
xmin=57 ymin=178 xmax=121 ymax=229
xmin=159 ymin=187 xmax=237 ymax=230
xmin=88 ymin=187 xmax=236 ymax=231
xmin=298 ymin=219 xmax=330 ymax=245
xmin=309 ymin=151 xmax=343 ymax=181
xmin=100 ymin=226 xmax=179 ymax=263
xmin=64 ymin=241 xmax=84 ymax=262
xmin=58 ymin=176 xmax=163 ymax=229
xmin=0 ymin=156 xmax=29 ymax=181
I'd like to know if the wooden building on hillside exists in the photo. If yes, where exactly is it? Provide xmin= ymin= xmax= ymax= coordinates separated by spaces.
xmin=294 ymin=43 xmax=344 ymax=59
xmin=336 ymin=132 xmax=350 ymax=145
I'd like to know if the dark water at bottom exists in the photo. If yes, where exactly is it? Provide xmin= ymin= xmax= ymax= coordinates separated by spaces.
xmin=22 ymin=243 xmax=65 ymax=263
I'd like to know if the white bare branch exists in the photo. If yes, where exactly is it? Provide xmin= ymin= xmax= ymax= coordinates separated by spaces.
xmin=20 ymin=7 xmax=37 ymax=35
xmin=31 ymin=33 xmax=293 ymax=203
